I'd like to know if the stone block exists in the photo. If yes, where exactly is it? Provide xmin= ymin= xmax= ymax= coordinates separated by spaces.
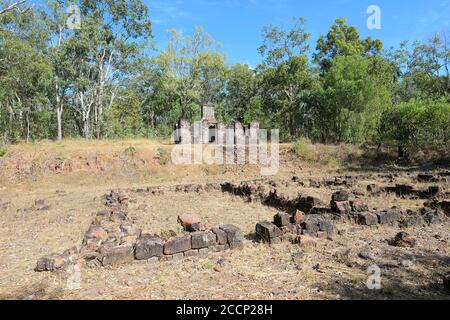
xmin=101 ymin=245 xmax=134 ymax=266
xmin=219 ymin=224 xmax=244 ymax=249
xmin=164 ymin=235 xmax=192 ymax=255
xmin=273 ymin=212 xmax=290 ymax=228
xmin=135 ymin=234 xmax=164 ymax=260
xmin=255 ymin=221 xmax=282 ymax=242
xmin=191 ymin=231 xmax=217 ymax=249
xmin=357 ymin=212 xmax=378 ymax=226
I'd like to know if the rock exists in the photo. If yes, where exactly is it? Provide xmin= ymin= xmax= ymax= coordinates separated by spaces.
xmin=134 ymin=234 xmax=164 ymax=260
xmin=84 ymin=225 xmax=108 ymax=243
xmin=421 ymin=207 xmax=445 ymax=225
xmin=35 ymin=254 xmax=69 ymax=272
xmin=357 ymin=212 xmax=378 ymax=226
xmin=273 ymin=212 xmax=290 ymax=228
xmin=291 ymin=210 xmax=305 ymax=224
xmin=255 ymin=221 xmax=282 ymax=242
xmin=400 ymin=214 xmax=424 ymax=228
xmin=444 ymin=273 xmax=450 ymax=291
xmin=350 ymin=199 xmax=369 ymax=212
xmin=301 ymin=216 xmax=320 ymax=236
xmin=332 ymin=191 xmax=349 ymax=202
xmin=101 ymin=245 xmax=134 ymax=266
xmin=211 ymin=227 xmax=227 ymax=245
xmin=391 ymin=232 xmax=416 ymax=248
xmin=219 ymin=224 xmax=244 ymax=249
xmin=35 ymin=198 xmax=46 ymax=206
xmin=441 ymin=200 xmax=450 ymax=217
xmin=331 ymin=201 xmax=351 ymax=214
xmin=191 ymin=231 xmax=217 ymax=249
xmin=163 ymin=235 xmax=192 ymax=255
xmin=120 ymin=222 xmax=141 ymax=237
xmin=177 ymin=214 xmax=201 ymax=232
xmin=318 ymin=219 xmax=334 ymax=238
xmin=296 ymin=196 xmax=322 ymax=213
xmin=184 ymin=249 xmax=199 ymax=257
xmin=418 ymin=174 xmax=437 ymax=182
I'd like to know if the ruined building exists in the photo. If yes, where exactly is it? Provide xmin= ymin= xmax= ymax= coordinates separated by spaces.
xmin=174 ymin=103 xmax=260 ymax=144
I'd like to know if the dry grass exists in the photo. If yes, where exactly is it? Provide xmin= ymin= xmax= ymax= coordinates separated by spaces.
xmin=0 ymin=139 xmax=449 ymax=300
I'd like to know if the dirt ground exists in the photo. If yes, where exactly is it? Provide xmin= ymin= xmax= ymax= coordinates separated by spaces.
xmin=0 ymin=140 xmax=448 ymax=300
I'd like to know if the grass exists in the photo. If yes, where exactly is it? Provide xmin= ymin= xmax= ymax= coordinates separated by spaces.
xmin=292 ymin=138 xmax=317 ymax=163
xmin=0 ymin=146 xmax=7 ymax=157
xmin=0 ymin=139 xmax=448 ymax=300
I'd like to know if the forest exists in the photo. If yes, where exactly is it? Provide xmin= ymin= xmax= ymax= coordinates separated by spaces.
xmin=0 ymin=0 xmax=449 ymax=154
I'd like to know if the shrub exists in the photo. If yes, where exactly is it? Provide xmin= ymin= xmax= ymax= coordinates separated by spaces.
xmin=157 ymin=147 xmax=170 ymax=165
xmin=292 ymin=138 xmax=317 ymax=162
xmin=0 ymin=146 xmax=7 ymax=157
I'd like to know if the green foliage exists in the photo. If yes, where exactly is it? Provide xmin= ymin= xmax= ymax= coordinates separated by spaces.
xmin=314 ymin=18 xmax=383 ymax=73
xmin=380 ymin=98 xmax=450 ymax=150
xmin=156 ymin=147 xmax=170 ymax=165
xmin=0 ymin=146 xmax=7 ymax=157
xmin=321 ymin=55 xmax=392 ymax=143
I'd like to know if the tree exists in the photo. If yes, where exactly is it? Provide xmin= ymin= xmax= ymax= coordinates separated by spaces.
xmin=260 ymin=55 xmax=320 ymax=139
xmin=320 ymin=55 xmax=392 ymax=143
xmin=314 ymin=18 xmax=383 ymax=73
xmin=221 ymin=64 xmax=257 ymax=123
xmin=258 ymin=17 xmax=310 ymax=68
xmin=149 ymin=27 xmax=226 ymax=121
xmin=380 ymin=98 xmax=450 ymax=155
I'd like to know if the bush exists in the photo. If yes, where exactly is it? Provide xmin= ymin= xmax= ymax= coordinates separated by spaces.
xmin=0 ymin=146 xmax=7 ymax=157
xmin=157 ymin=147 xmax=170 ymax=165
xmin=381 ymin=98 xmax=450 ymax=150
xmin=292 ymin=138 xmax=317 ymax=162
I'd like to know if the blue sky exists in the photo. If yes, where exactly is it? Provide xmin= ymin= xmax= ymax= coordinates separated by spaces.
xmin=146 ymin=0 xmax=450 ymax=66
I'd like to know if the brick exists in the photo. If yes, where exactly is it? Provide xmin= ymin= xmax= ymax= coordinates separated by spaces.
xmin=255 ymin=221 xmax=282 ymax=242
xmin=172 ymin=252 xmax=185 ymax=261
xmin=211 ymin=227 xmax=227 ymax=245
xmin=357 ymin=212 xmax=378 ymax=226
xmin=163 ymin=235 xmax=192 ymax=255
xmin=184 ymin=249 xmax=199 ymax=257
xmin=35 ymin=254 xmax=69 ymax=272
xmin=441 ymin=200 xmax=450 ymax=217
xmin=291 ymin=210 xmax=305 ymax=224
xmin=332 ymin=191 xmax=349 ymax=202
xmin=101 ymin=245 xmax=134 ymax=266
xmin=135 ymin=234 xmax=164 ymax=260
xmin=199 ymin=247 xmax=211 ymax=255
xmin=210 ymin=245 xmax=227 ymax=252
xmin=219 ymin=224 xmax=244 ymax=249
xmin=177 ymin=214 xmax=201 ymax=232
xmin=391 ymin=232 xmax=416 ymax=248
xmin=350 ymin=199 xmax=369 ymax=212
xmin=331 ymin=200 xmax=351 ymax=214
xmin=191 ymin=231 xmax=217 ymax=249
xmin=273 ymin=212 xmax=290 ymax=227
xmin=444 ymin=273 xmax=450 ymax=291
xmin=301 ymin=216 xmax=320 ymax=236
xmin=84 ymin=225 xmax=108 ymax=242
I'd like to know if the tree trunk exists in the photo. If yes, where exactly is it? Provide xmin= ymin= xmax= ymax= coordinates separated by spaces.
xmin=56 ymin=107 xmax=63 ymax=141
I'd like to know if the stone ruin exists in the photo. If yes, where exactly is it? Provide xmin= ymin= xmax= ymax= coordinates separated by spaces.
xmin=34 ymin=174 xmax=450 ymax=290
xmin=35 ymin=190 xmax=243 ymax=272
xmin=174 ymin=103 xmax=260 ymax=145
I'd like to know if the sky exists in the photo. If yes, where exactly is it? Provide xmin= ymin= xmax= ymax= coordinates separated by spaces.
xmin=146 ymin=0 xmax=450 ymax=67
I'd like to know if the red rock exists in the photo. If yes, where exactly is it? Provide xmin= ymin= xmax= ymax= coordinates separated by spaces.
xmin=177 ymin=214 xmax=201 ymax=232
xmin=85 ymin=225 xmax=108 ymax=241
xmin=291 ymin=210 xmax=305 ymax=224
xmin=350 ymin=199 xmax=369 ymax=212
xmin=331 ymin=200 xmax=351 ymax=214
xmin=135 ymin=234 xmax=164 ymax=260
